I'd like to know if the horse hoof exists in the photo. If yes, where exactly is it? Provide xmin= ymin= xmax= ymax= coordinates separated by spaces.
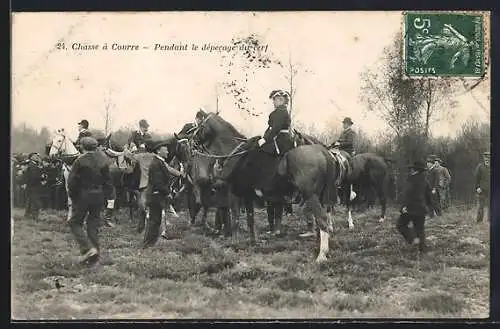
xmin=378 ymin=217 xmax=385 ymax=223
xmin=315 ymin=254 xmax=327 ymax=264
xmin=348 ymin=225 xmax=354 ymax=230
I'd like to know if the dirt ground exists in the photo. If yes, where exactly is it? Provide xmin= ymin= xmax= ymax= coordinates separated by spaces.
xmin=11 ymin=204 xmax=490 ymax=319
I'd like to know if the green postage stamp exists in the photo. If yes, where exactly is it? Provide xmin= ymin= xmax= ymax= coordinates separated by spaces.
xmin=404 ymin=11 xmax=487 ymax=77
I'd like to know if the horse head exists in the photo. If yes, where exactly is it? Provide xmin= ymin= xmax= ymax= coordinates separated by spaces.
xmin=49 ymin=129 xmax=79 ymax=158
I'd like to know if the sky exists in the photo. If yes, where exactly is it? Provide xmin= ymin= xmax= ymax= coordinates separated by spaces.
xmin=12 ymin=11 xmax=490 ymax=142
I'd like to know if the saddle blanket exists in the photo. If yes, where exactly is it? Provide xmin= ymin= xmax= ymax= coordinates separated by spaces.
xmin=328 ymin=148 xmax=349 ymax=186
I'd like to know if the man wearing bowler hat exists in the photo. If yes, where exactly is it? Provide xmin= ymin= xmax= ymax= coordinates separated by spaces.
xmin=67 ymin=137 xmax=114 ymax=265
xmin=396 ymin=159 xmax=434 ymax=255
xmin=75 ymin=119 xmax=92 ymax=152
xmin=474 ymin=151 xmax=491 ymax=223
xmin=331 ymin=117 xmax=357 ymax=156
xmin=142 ymin=139 xmax=186 ymax=248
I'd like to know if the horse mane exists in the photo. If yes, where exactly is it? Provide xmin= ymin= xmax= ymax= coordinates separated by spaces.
xmin=209 ymin=112 xmax=246 ymax=139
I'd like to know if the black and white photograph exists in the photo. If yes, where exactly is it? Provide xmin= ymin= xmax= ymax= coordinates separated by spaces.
xmin=11 ymin=11 xmax=491 ymax=319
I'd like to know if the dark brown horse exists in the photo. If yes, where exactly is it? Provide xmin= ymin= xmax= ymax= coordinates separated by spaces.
xmin=330 ymin=149 xmax=390 ymax=228
xmin=191 ymin=111 xmax=340 ymax=259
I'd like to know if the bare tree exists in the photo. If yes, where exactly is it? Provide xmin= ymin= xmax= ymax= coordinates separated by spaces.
xmin=102 ymin=89 xmax=115 ymax=135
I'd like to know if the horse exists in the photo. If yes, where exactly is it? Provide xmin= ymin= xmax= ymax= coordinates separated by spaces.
xmin=329 ymin=149 xmax=390 ymax=228
xmin=48 ymin=130 xmax=132 ymax=225
xmin=191 ymin=110 xmax=338 ymax=246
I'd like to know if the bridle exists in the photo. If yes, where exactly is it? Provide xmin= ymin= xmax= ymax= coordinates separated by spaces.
xmin=189 ymin=113 xmax=249 ymax=161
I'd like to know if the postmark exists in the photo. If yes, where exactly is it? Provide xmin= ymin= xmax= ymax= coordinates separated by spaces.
xmin=404 ymin=12 xmax=486 ymax=77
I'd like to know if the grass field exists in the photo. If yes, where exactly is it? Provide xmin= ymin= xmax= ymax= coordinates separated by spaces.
xmin=11 ymin=204 xmax=490 ymax=320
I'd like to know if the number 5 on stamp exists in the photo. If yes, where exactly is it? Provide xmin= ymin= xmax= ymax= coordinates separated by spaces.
xmin=403 ymin=12 xmax=487 ymax=77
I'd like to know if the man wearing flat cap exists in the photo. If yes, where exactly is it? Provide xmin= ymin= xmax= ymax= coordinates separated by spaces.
xmin=331 ymin=117 xmax=356 ymax=156
xmin=21 ymin=152 xmax=44 ymax=220
xmin=142 ymin=139 xmax=186 ymax=248
xmin=128 ymin=119 xmax=153 ymax=153
xmin=397 ymin=159 xmax=434 ymax=255
xmin=474 ymin=151 xmax=491 ymax=223
xmin=67 ymin=136 xmax=114 ymax=265
xmin=75 ymin=119 xmax=92 ymax=152
xmin=257 ymin=89 xmax=294 ymax=156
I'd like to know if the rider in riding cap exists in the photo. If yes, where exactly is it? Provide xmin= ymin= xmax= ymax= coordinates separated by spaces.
xmin=128 ymin=119 xmax=153 ymax=153
xmin=257 ymin=89 xmax=294 ymax=155
xmin=75 ymin=119 xmax=92 ymax=152
xmin=331 ymin=117 xmax=356 ymax=156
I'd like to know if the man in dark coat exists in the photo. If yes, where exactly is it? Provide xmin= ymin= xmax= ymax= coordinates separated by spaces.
xmin=67 ymin=137 xmax=114 ymax=264
xmin=75 ymin=119 xmax=93 ymax=151
xmin=142 ymin=140 xmax=186 ymax=248
xmin=21 ymin=152 xmax=44 ymax=220
xmin=474 ymin=151 xmax=491 ymax=223
xmin=128 ymin=119 xmax=153 ymax=153
xmin=331 ymin=117 xmax=356 ymax=156
xmin=396 ymin=159 xmax=434 ymax=254
xmin=258 ymin=90 xmax=294 ymax=156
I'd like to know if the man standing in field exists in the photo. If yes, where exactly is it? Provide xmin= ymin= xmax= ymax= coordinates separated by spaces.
xmin=474 ymin=151 xmax=490 ymax=223
xmin=397 ymin=160 xmax=434 ymax=254
xmin=142 ymin=140 xmax=185 ymax=248
xmin=428 ymin=157 xmax=451 ymax=214
xmin=67 ymin=137 xmax=114 ymax=265
xmin=21 ymin=152 xmax=44 ymax=220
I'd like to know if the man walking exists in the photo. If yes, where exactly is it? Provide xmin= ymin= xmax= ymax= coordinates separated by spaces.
xmin=67 ymin=137 xmax=113 ymax=264
xmin=474 ymin=151 xmax=491 ymax=223
xmin=396 ymin=160 xmax=434 ymax=254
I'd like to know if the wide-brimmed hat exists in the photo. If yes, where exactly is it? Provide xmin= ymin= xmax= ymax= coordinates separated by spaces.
xmin=483 ymin=151 xmax=491 ymax=157
xmin=151 ymin=140 xmax=170 ymax=152
xmin=269 ymin=89 xmax=291 ymax=99
xmin=342 ymin=117 xmax=354 ymax=125
xmin=80 ymin=137 xmax=98 ymax=151
xmin=139 ymin=119 xmax=149 ymax=128
xmin=408 ymin=160 xmax=427 ymax=171
xmin=77 ymin=119 xmax=89 ymax=128
xmin=426 ymin=154 xmax=437 ymax=162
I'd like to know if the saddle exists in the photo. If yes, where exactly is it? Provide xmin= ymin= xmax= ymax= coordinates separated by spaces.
xmin=328 ymin=148 xmax=351 ymax=186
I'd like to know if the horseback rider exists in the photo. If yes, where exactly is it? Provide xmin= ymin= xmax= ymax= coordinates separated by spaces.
xmin=331 ymin=117 xmax=356 ymax=156
xmin=257 ymin=89 xmax=294 ymax=156
xmin=128 ymin=119 xmax=153 ymax=153
xmin=75 ymin=119 xmax=92 ymax=152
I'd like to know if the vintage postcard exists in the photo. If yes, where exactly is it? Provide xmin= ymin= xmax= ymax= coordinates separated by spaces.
xmin=11 ymin=11 xmax=491 ymax=320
